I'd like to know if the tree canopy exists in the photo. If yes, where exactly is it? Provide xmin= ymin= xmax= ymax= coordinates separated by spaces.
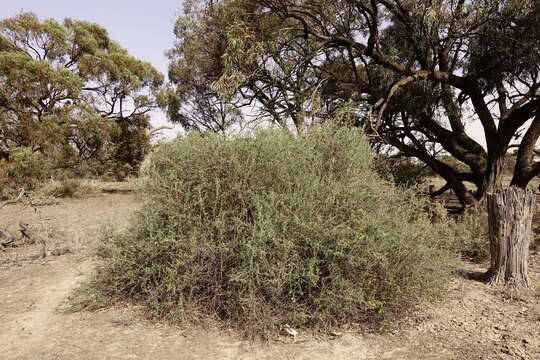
xmin=0 ymin=12 xmax=164 ymax=180
xmin=166 ymin=1 xmax=242 ymax=133
xmin=168 ymin=0 xmax=540 ymax=207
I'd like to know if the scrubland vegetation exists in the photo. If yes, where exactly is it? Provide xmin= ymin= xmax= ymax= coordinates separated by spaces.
xmin=1 ymin=3 xmax=539 ymax=358
xmin=72 ymin=126 xmax=492 ymax=334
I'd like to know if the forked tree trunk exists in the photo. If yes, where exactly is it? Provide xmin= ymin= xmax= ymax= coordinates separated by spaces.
xmin=487 ymin=186 xmax=535 ymax=287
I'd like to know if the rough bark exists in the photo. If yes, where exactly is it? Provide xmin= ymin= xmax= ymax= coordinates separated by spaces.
xmin=511 ymin=113 xmax=540 ymax=188
xmin=487 ymin=186 xmax=535 ymax=287
xmin=483 ymin=155 xmax=505 ymax=193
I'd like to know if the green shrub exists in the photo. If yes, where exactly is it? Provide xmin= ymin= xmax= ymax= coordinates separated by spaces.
xmin=83 ymin=126 xmax=456 ymax=333
xmin=421 ymin=200 xmax=490 ymax=263
xmin=0 ymin=147 xmax=52 ymax=198
xmin=450 ymin=210 xmax=490 ymax=263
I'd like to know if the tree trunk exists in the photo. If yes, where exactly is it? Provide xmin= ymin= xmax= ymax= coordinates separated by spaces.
xmin=486 ymin=186 xmax=535 ymax=287
xmin=480 ymin=155 xmax=505 ymax=196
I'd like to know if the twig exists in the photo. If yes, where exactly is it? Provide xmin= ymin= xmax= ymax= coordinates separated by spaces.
xmin=148 ymin=126 xmax=174 ymax=138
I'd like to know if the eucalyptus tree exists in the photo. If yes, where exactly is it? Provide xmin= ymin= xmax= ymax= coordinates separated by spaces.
xmin=167 ymin=1 xmax=241 ymax=133
xmin=168 ymin=0 xmax=339 ymax=133
xmin=169 ymin=1 xmax=540 ymax=205
xmin=0 ymin=12 xmax=164 ymax=172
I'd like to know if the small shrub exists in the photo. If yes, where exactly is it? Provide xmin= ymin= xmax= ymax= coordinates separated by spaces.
xmin=424 ymin=200 xmax=490 ymax=263
xmin=0 ymin=147 xmax=52 ymax=198
xmin=82 ymin=126 xmax=456 ymax=334
xmin=451 ymin=210 xmax=490 ymax=263
xmin=34 ymin=178 xmax=99 ymax=199
xmin=112 ymin=163 xmax=133 ymax=182
xmin=57 ymin=179 xmax=79 ymax=198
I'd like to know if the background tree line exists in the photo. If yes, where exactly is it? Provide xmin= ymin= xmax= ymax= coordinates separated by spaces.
xmin=5 ymin=2 xmax=537 ymax=206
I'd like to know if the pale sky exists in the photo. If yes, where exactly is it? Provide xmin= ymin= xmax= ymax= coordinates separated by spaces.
xmin=3 ymin=0 xmax=183 ymax=137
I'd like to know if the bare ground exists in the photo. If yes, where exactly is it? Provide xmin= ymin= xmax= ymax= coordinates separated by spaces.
xmin=1 ymin=192 xmax=540 ymax=360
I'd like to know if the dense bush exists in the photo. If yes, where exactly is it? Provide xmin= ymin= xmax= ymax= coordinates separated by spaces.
xmin=423 ymin=200 xmax=490 ymax=263
xmin=0 ymin=147 xmax=52 ymax=198
xmin=0 ymin=147 xmax=141 ymax=198
xmin=84 ymin=126 xmax=456 ymax=333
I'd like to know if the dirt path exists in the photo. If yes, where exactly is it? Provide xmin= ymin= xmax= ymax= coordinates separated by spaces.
xmin=1 ymin=193 xmax=539 ymax=359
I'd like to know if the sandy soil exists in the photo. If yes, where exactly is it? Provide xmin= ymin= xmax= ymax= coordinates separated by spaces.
xmin=1 ymin=192 xmax=539 ymax=359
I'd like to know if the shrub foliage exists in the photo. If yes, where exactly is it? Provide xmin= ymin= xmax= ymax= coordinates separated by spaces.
xmin=87 ymin=126 xmax=455 ymax=332
xmin=0 ymin=147 xmax=51 ymax=197
xmin=451 ymin=210 xmax=490 ymax=263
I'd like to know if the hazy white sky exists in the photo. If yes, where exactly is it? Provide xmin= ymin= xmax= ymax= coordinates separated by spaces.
xmin=3 ymin=0 xmax=182 ymax=137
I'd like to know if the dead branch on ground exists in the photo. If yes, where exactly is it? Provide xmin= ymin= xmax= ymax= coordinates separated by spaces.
xmin=0 ymin=189 xmax=25 ymax=210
